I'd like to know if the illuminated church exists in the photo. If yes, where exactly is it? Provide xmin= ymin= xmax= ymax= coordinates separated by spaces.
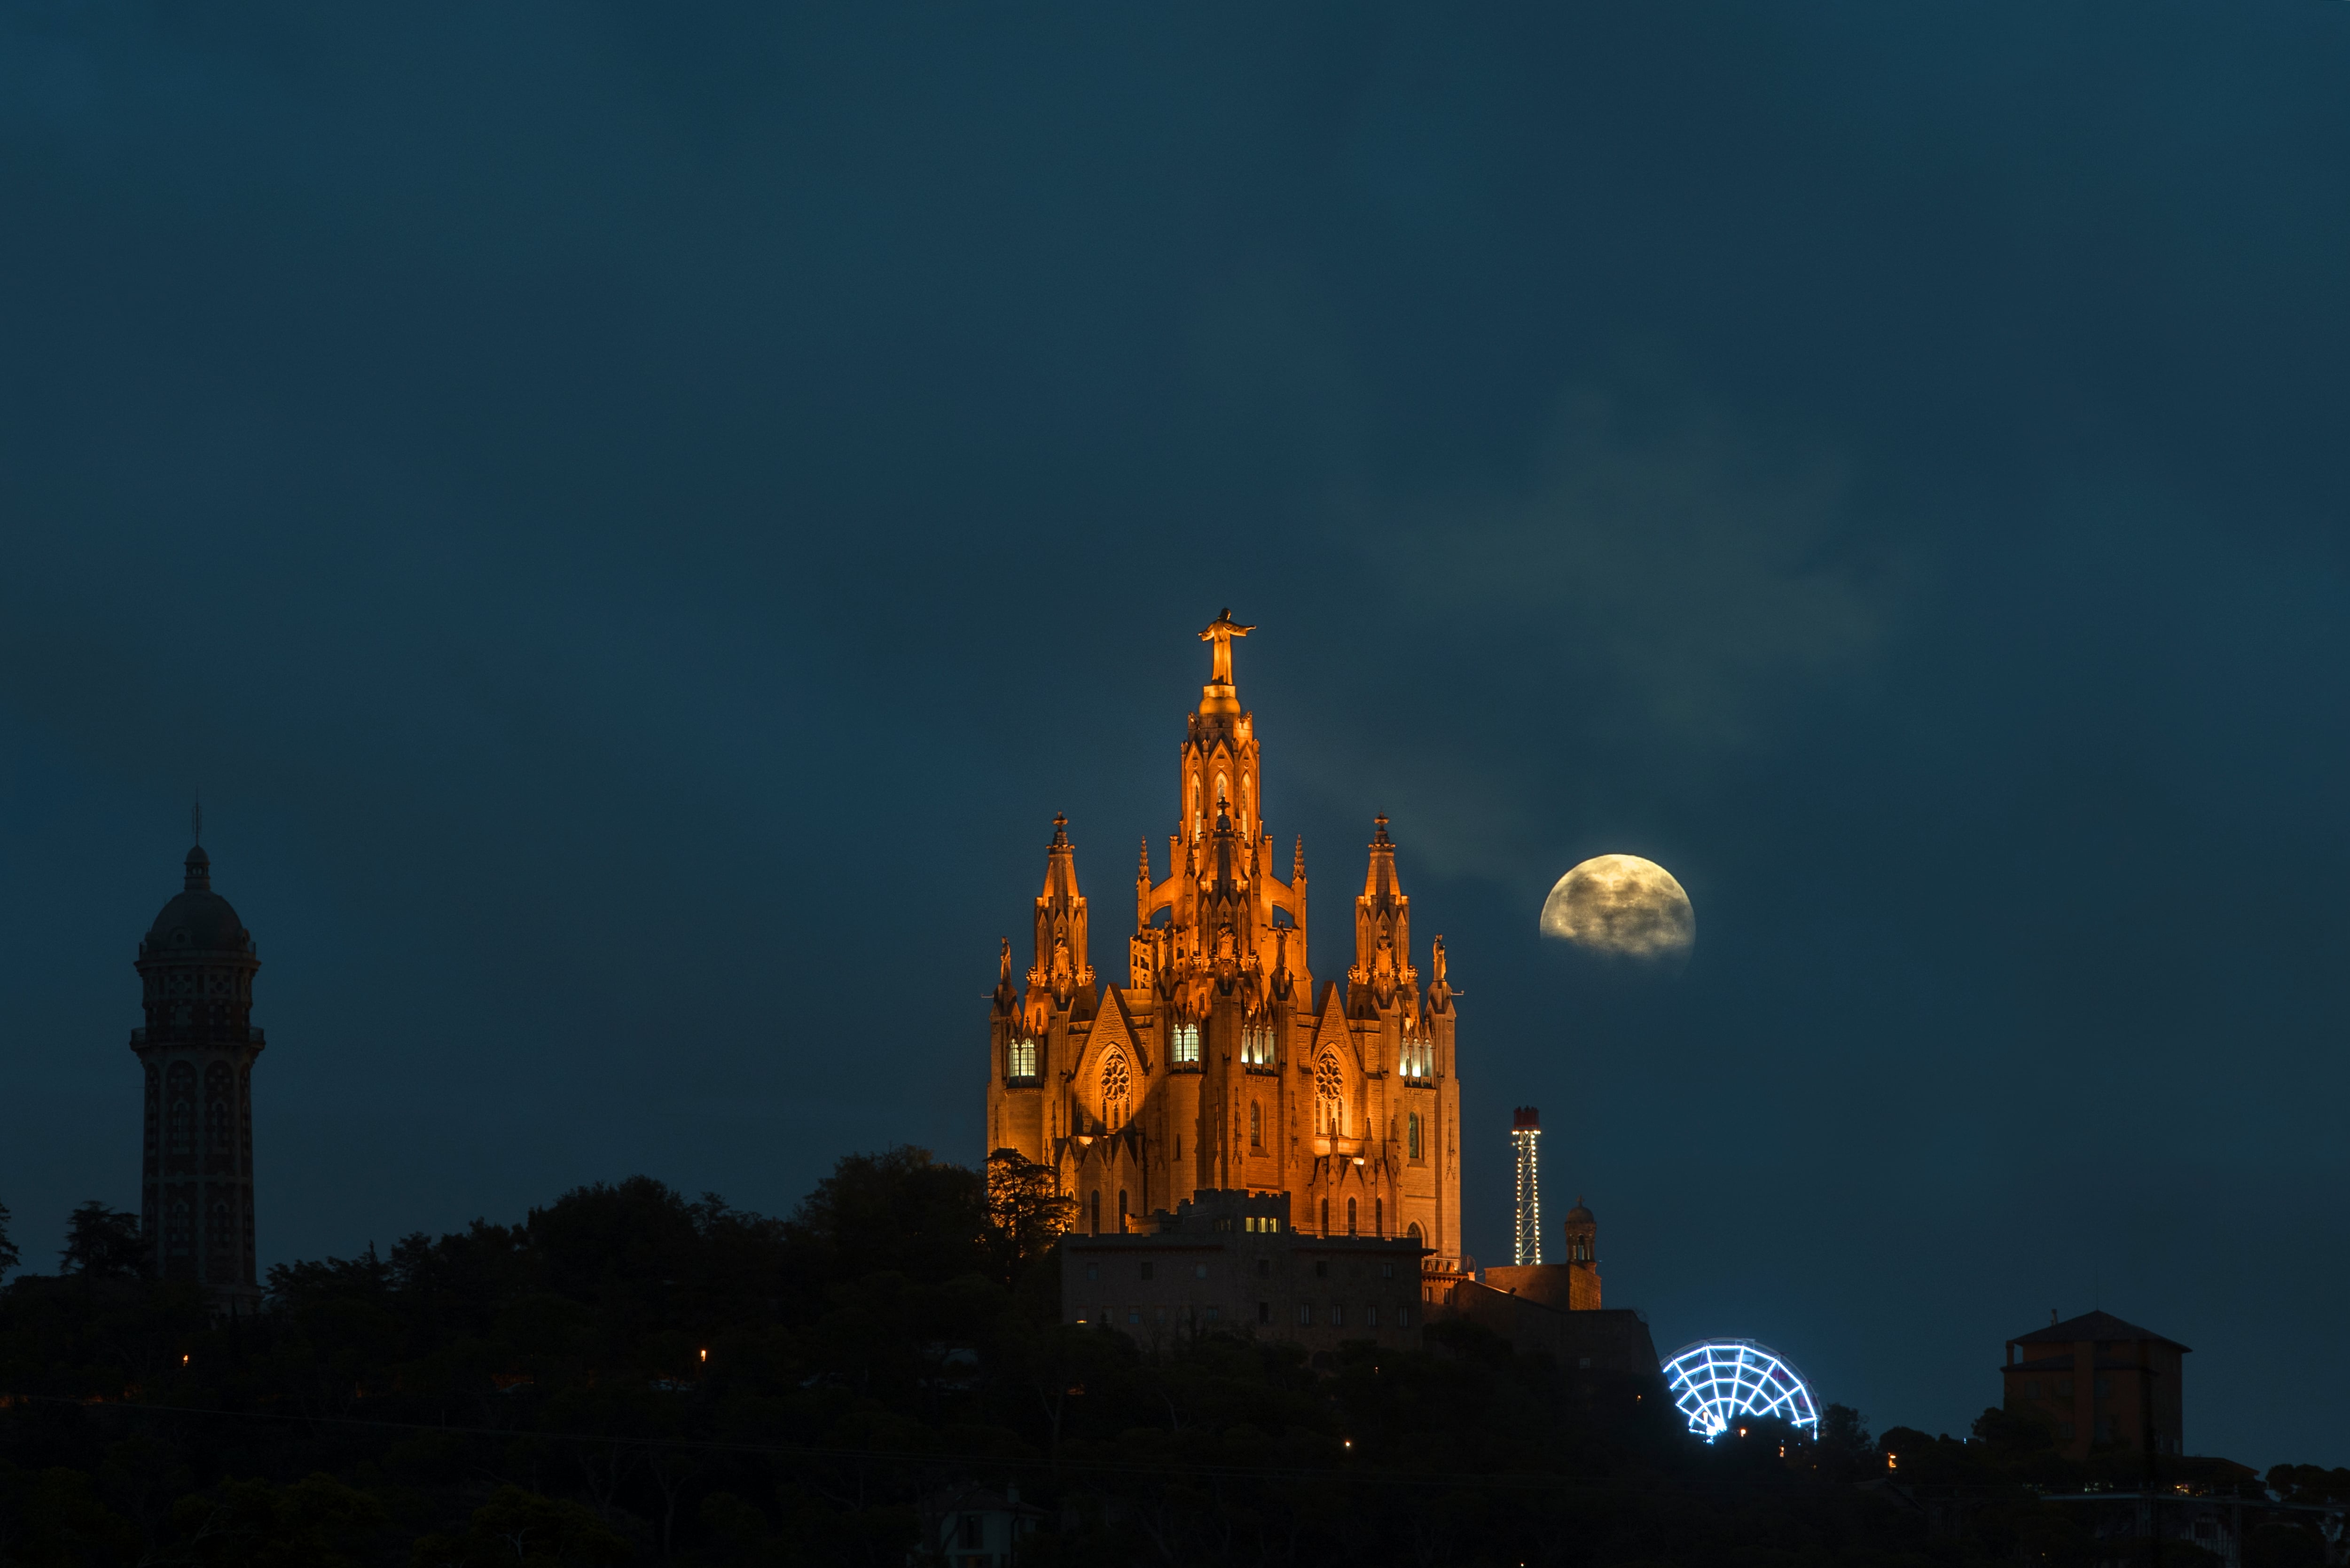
xmin=986 ymin=613 xmax=1464 ymax=1269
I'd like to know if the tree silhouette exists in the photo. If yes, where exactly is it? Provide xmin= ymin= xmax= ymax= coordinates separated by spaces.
xmin=985 ymin=1146 xmax=1074 ymax=1285
xmin=60 ymin=1201 xmax=145 ymax=1278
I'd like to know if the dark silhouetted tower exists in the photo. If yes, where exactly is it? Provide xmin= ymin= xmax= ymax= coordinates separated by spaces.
xmin=131 ymin=832 xmax=265 ymax=1308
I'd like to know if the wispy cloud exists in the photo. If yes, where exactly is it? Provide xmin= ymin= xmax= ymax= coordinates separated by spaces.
xmin=1390 ymin=387 xmax=1913 ymax=750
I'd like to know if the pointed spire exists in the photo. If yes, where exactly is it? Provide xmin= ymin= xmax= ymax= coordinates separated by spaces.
xmin=1136 ymin=837 xmax=1151 ymax=883
xmin=1363 ymin=814 xmax=1400 ymax=897
xmin=1292 ymin=834 xmax=1307 ymax=881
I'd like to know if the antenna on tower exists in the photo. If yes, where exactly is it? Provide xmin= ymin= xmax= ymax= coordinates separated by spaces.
xmin=192 ymin=788 xmax=203 ymax=847
xmin=1510 ymin=1107 xmax=1543 ymax=1266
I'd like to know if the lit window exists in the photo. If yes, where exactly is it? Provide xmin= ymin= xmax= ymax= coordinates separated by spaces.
xmin=1316 ymin=1054 xmax=1342 ymax=1133
xmin=1008 ymin=1037 xmax=1038 ymax=1078
xmin=1400 ymin=1032 xmax=1433 ymax=1080
xmin=1242 ymin=1025 xmax=1275 ymax=1067
xmin=1172 ymin=1022 xmax=1200 ymax=1064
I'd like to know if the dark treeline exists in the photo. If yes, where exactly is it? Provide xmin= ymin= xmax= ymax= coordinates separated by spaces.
xmin=0 ymin=1153 xmax=2337 ymax=1566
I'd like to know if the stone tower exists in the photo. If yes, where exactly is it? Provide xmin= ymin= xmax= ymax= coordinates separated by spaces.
xmin=986 ymin=613 xmax=1465 ymax=1269
xmin=131 ymin=830 xmax=265 ymax=1307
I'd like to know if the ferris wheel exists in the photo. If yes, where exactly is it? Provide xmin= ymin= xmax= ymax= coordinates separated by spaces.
xmin=1661 ymin=1340 xmax=1820 ymax=1441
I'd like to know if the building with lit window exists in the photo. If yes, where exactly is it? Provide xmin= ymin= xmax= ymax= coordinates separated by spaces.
xmin=2000 ymin=1309 xmax=2187 ymax=1459
xmin=986 ymin=613 xmax=1464 ymax=1271
xmin=1061 ymin=1189 xmax=1426 ymax=1355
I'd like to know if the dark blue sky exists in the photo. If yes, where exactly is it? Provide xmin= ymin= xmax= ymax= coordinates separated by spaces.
xmin=4 ymin=2 xmax=2347 ymax=1465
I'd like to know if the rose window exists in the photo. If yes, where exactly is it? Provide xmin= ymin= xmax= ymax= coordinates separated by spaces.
xmin=1101 ymin=1051 xmax=1131 ymax=1124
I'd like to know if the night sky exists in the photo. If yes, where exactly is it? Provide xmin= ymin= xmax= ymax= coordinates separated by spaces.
xmin=5 ymin=3 xmax=2348 ymax=1467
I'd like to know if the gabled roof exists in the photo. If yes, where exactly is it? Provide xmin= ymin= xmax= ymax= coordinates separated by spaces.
xmin=2013 ymin=1310 xmax=2190 ymax=1353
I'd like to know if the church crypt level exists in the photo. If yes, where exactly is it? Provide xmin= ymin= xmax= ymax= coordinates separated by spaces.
xmin=987 ymin=614 xmax=1469 ymax=1338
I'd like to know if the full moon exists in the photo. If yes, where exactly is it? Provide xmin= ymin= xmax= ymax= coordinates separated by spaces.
xmin=1539 ymin=855 xmax=1695 ymax=959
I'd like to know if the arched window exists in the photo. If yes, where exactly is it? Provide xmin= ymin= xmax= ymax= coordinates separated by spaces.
xmin=166 ymin=1061 xmax=195 ymax=1160
xmin=1315 ymin=1053 xmax=1342 ymax=1136
xmin=205 ymin=1063 xmax=231 ymax=1156
xmin=1172 ymin=1022 xmax=1200 ymax=1065
xmin=1088 ymin=1191 xmax=1101 ymax=1236
xmin=1408 ymin=1222 xmax=1424 ymax=1248
xmin=1249 ymin=1102 xmax=1261 ymax=1149
xmin=1347 ymin=1198 xmax=1357 ymax=1237
xmin=1401 ymin=1031 xmax=1432 ymax=1080
xmin=1241 ymin=1024 xmax=1273 ymax=1067
xmin=1101 ymin=1050 xmax=1131 ymax=1129
xmin=1008 ymin=1037 xmax=1038 ymax=1078
xmin=1407 ymin=1113 xmax=1422 ymax=1161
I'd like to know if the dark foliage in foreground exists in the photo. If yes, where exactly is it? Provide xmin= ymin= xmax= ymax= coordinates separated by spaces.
xmin=0 ymin=1151 xmax=2308 ymax=1565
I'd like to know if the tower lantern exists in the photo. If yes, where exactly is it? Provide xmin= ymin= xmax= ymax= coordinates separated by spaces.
xmin=1511 ymin=1106 xmax=1543 ymax=1265
xmin=131 ymin=827 xmax=265 ymax=1310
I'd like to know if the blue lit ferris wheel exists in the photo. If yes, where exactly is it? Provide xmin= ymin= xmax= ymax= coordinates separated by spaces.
xmin=1661 ymin=1340 xmax=1819 ymax=1442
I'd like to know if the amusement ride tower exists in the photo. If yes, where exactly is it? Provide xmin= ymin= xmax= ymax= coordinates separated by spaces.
xmin=1510 ymin=1105 xmax=1543 ymax=1265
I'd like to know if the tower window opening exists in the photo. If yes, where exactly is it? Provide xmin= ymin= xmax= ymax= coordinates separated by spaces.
xmin=1172 ymin=1022 xmax=1200 ymax=1064
xmin=1242 ymin=1025 xmax=1275 ymax=1067
xmin=1401 ymin=1032 xmax=1433 ymax=1081
xmin=1320 ymin=1198 xmax=1329 ymax=1236
xmin=1407 ymin=1112 xmax=1422 ymax=1161
xmin=1008 ymin=1037 xmax=1038 ymax=1079
xmin=1250 ymin=1101 xmax=1262 ymax=1150
xmin=1375 ymin=1197 xmax=1383 ymax=1237
xmin=1347 ymin=1198 xmax=1357 ymax=1237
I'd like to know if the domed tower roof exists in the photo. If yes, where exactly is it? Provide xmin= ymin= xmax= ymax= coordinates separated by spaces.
xmin=141 ymin=843 xmax=255 ymax=957
xmin=1562 ymin=1197 xmax=1596 ymax=1226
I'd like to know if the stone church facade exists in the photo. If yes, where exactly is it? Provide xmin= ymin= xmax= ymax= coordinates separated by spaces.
xmin=986 ymin=613 xmax=1464 ymax=1270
